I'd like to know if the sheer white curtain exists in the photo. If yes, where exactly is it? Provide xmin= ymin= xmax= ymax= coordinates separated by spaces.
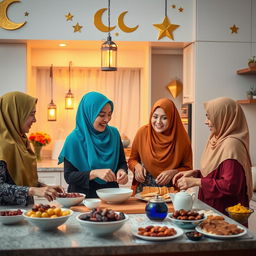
xmin=32 ymin=67 xmax=140 ymax=149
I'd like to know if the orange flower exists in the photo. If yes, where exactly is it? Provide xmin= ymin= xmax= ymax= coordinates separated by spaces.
xmin=29 ymin=132 xmax=51 ymax=146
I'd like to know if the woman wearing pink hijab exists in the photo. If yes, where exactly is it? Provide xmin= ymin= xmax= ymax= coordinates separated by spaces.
xmin=173 ymin=97 xmax=253 ymax=215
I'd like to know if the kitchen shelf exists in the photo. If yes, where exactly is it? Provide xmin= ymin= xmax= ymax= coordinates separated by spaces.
xmin=237 ymin=67 xmax=256 ymax=75
xmin=237 ymin=99 xmax=256 ymax=104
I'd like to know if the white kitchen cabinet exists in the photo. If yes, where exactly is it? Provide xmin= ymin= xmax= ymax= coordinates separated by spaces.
xmin=249 ymin=200 xmax=256 ymax=233
xmin=183 ymin=43 xmax=195 ymax=104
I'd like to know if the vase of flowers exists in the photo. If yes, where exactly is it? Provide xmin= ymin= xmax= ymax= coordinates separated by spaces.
xmin=29 ymin=132 xmax=51 ymax=161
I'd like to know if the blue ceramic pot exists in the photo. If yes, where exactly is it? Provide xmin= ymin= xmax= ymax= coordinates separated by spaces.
xmin=145 ymin=196 xmax=168 ymax=221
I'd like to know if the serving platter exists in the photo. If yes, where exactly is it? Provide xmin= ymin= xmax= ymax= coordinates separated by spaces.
xmin=132 ymin=224 xmax=183 ymax=241
xmin=195 ymin=225 xmax=247 ymax=239
xmin=134 ymin=193 xmax=172 ymax=203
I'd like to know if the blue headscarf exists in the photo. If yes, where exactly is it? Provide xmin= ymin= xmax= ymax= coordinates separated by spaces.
xmin=58 ymin=91 xmax=120 ymax=184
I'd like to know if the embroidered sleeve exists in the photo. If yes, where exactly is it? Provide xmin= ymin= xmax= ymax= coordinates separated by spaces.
xmin=0 ymin=160 xmax=31 ymax=206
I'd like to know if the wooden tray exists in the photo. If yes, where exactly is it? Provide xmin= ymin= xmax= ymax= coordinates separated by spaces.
xmin=70 ymin=197 xmax=174 ymax=214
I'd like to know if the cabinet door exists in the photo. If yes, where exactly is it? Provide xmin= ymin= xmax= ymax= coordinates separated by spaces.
xmin=38 ymin=172 xmax=61 ymax=186
xmin=183 ymin=43 xmax=195 ymax=103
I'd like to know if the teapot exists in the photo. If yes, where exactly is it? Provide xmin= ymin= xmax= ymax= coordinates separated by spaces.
xmin=145 ymin=195 xmax=168 ymax=221
xmin=170 ymin=190 xmax=196 ymax=211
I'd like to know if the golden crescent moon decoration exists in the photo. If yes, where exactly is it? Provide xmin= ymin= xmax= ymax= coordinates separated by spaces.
xmin=94 ymin=8 xmax=116 ymax=32
xmin=118 ymin=11 xmax=139 ymax=33
xmin=0 ymin=0 xmax=26 ymax=30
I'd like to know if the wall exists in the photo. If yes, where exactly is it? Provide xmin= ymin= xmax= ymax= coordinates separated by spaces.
xmin=0 ymin=44 xmax=26 ymax=95
xmin=151 ymin=53 xmax=183 ymax=110
xmin=193 ymin=0 xmax=256 ymax=168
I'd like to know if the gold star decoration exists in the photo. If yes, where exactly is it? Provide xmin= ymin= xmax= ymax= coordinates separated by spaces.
xmin=230 ymin=24 xmax=239 ymax=34
xmin=73 ymin=23 xmax=83 ymax=32
xmin=178 ymin=7 xmax=184 ymax=12
xmin=24 ymin=11 xmax=29 ymax=16
xmin=153 ymin=16 xmax=180 ymax=40
xmin=171 ymin=5 xmax=176 ymax=8
xmin=65 ymin=12 xmax=74 ymax=21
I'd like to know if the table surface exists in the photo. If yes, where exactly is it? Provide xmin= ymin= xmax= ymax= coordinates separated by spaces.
xmin=0 ymin=199 xmax=256 ymax=256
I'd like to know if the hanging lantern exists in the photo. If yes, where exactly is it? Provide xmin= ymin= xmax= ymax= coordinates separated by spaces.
xmin=65 ymin=61 xmax=74 ymax=109
xmin=47 ymin=65 xmax=57 ymax=121
xmin=101 ymin=0 xmax=117 ymax=71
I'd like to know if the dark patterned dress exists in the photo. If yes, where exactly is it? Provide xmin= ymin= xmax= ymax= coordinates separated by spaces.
xmin=0 ymin=160 xmax=33 ymax=206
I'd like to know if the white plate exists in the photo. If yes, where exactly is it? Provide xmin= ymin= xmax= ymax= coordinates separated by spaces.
xmin=134 ymin=193 xmax=172 ymax=203
xmin=195 ymin=225 xmax=247 ymax=239
xmin=132 ymin=224 xmax=184 ymax=241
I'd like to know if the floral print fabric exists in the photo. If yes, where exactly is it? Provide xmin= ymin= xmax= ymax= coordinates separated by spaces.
xmin=0 ymin=160 xmax=33 ymax=206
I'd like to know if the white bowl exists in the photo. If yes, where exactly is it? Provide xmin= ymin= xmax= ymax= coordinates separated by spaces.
xmin=168 ymin=214 xmax=206 ymax=229
xmin=83 ymin=199 xmax=101 ymax=209
xmin=23 ymin=209 xmax=73 ymax=230
xmin=96 ymin=188 xmax=132 ymax=203
xmin=0 ymin=209 xmax=24 ymax=225
xmin=76 ymin=212 xmax=129 ymax=236
xmin=55 ymin=193 xmax=86 ymax=207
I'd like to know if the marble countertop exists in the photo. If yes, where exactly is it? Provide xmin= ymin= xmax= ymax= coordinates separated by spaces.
xmin=37 ymin=159 xmax=63 ymax=172
xmin=0 ymin=200 xmax=256 ymax=256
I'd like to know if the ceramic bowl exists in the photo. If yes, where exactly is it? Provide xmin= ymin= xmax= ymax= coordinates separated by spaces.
xmin=0 ymin=209 xmax=25 ymax=225
xmin=168 ymin=214 xmax=206 ymax=229
xmin=23 ymin=209 xmax=73 ymax=230
xmin=185 ymin=231 xmax=204 ymax=241
xmin=225 ymin=207 xmax=254 ymax=224
xmin=55 ymin=193 xmax=86 ymax=207
xmin=83 ymin=199 xmax=101 ymax=209
xmin=76 ymin=212 xmax=129 ymax=236
xmin=96 ymin=188 xmax=132 ymax=203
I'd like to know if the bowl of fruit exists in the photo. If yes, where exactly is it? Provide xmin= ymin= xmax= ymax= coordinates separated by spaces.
xmin=0 ymin=209 xmax=24 ymax=225
xmin=76 ymin=208 xmax=128 ymax=236
xmin=55 ymin=192 xmax=86 ymax=207
xmin=168 ymin=209 xmax=205 ymax=229
xmin=23 ymin=204 xmax=73 ymax=230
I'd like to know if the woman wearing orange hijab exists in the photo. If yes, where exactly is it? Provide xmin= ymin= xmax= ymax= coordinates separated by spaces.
xmin=173 ymin=97 xmax=253 ymax=215
xmin=128 ymin=98 xmax=192 ymax=194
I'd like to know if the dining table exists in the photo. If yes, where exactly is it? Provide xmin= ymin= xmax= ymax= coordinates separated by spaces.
xmin=0 ymin=198 xmax=256 ymax=256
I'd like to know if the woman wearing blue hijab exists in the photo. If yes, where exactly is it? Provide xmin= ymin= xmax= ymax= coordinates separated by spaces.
xmin=59 ymin=92 xmax=128 ymax=198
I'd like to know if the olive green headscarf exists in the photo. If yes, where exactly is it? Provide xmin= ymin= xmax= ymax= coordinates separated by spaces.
xmin=0 ymin=91 xmax=38 ymax=187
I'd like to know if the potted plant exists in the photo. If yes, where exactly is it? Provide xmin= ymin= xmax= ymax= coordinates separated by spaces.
xmin=248 ymin=56 xmax=256 ymax=68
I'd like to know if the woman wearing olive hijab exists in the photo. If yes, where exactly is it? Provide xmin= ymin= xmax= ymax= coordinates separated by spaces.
xmin=0 ymin=91 xmax=64 ymax=206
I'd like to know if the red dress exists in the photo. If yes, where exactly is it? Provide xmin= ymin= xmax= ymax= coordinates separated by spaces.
xmin=198 ymin=159 xmax=249 ymax=215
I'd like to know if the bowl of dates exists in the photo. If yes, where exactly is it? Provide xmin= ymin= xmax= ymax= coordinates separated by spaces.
xmin=0 ymin=209 xmax=24 ymax=225
xmin=185 ymin=231 xmax=204 ymax=241
xmin=23 ymin=204 xmax=73 ymax=230
xmin=55 ymin=192 xmax=86 ymax=207
xmin=168 ymin=209 xmax=205 ymax=229
xmin=76 ymin=208 xmax=128 ymax=235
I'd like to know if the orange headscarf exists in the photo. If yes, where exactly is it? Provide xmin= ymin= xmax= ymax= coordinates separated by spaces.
xmin=128 ymin=98 xmax=192 ymax=178
xmin=201 ymin=97 xmax=253 ymax=199
xmin=0 ymin=91 xmax=38 ymax=187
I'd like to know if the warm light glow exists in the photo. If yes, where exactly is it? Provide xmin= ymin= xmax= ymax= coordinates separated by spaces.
xmin=47 ymin=101 xmax=57 ymax=121
xmin=65 ymin=90 xmax=74 ymax=109
xmin=59 ymin=43 xmax=67 ymax=47
xmin=101 ymin=36 xmax=117 ymax=71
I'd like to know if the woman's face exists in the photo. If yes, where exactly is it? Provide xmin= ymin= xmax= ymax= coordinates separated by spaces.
xmin=93 ymin=103 xmax=112 ymax=132
xmin=204 ymin=113 xmax=216 ymax=135
xmin=21 ymin=106 xmax=36 ymax=134
xmin=151 ymin=107 xmax=169 ymax=133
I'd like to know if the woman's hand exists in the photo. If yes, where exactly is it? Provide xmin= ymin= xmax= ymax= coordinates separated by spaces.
xmin=172 ymin=170 xmax=198 ymax=186
xmin=175 ymin=176 xmax=201 ymax=190
xmin=134 ymin=163 xmax=146 ymax=183
xmin=90 ymin=169 xmax=116 ymax=182
xmin=116 ymin=169 xmax=128 ymax=185
xmin=155 ymin=169 xmax=178 ymax=186
xmin=29 ymin=185 xmax=64 ymax=202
